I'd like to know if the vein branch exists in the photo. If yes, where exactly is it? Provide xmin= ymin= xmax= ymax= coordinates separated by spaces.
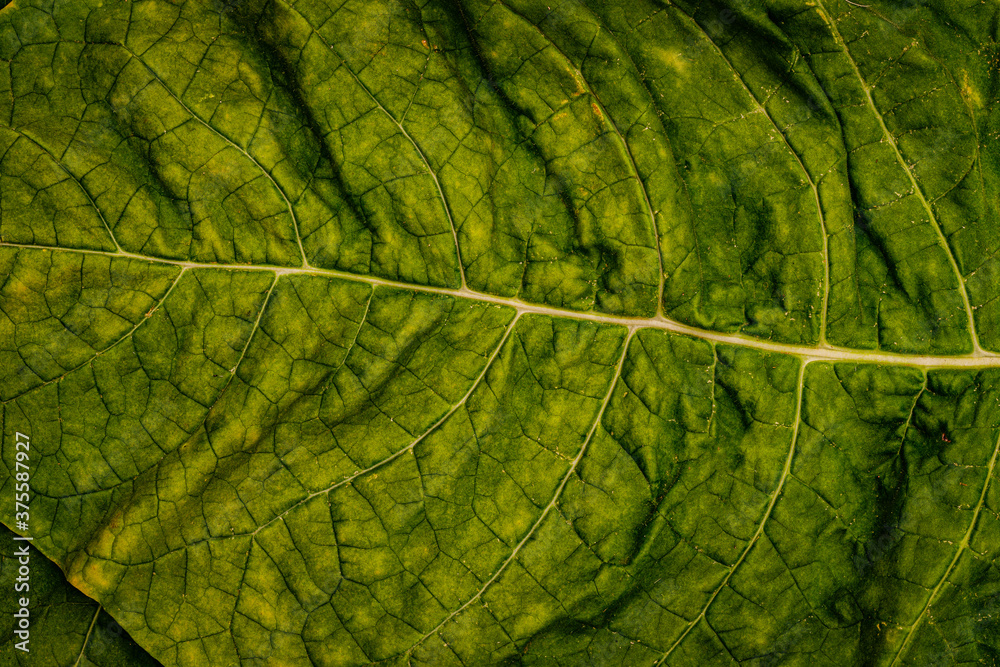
xmin=815 ymin=0 xmax=981 ymax=352
xmin=72 ymin=605 xmax=102 ymax=667
xmin=656 ymin=359 xmax=808 ymax=664
xmin=889 ymin=429 xmax=1000 ymax=666
xmin=399 ymin=328 xmax=634 ymax=659
xmin=117 ymin=43 xmax=310 ymax=268
xmin=277 ymin=0 xmax=468 ymax=288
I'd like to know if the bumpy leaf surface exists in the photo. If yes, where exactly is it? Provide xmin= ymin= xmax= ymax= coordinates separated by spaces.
xmin=2 ymin=0 xmax=1000 ymax=665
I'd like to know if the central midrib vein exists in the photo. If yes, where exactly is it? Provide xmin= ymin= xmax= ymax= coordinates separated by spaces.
xmin=2 ymin=241 xmax=997 ymax=368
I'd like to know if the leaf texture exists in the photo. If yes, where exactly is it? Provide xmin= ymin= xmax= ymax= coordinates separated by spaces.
xmin=0 ymin=524 xmax=161 ymax=666
xmin=2 ymin=0 xmax=1000 ymax=665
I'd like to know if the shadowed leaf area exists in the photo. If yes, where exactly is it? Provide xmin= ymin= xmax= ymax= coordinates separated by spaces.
xmin=1 ymin=0 xmax=1000 ymax=665
xmin=0 ymin=524 xmax=161 ymax=665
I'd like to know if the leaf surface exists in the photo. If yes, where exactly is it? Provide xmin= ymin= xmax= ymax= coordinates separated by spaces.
xmin=0 ymin=524 xmax=161 ymax=666
xmin=2 ymin=0 xmax=1000 ymax=665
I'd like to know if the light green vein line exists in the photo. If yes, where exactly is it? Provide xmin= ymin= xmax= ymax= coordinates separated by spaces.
xmin=275 ymin=0 xmax=468 ymax=288
xmin=672 ymin=5 xmax=832 ymax=346
xmin=400 ymin=328 xmax=635 ymax=659
xmin=72 ymin=605 xmax=102 ymax=667
xmin=223 ymin=272 xmax=280 ymax=383
xmin=896 ymin=371 xmax=926 ymax=455
xmin=3 ymin=240 xmax=998 ymax=368
xmin=815 ymin=0 xmax=982 ymax=353
xmin=657 ymin=359 xmax=808 ymax=664
xmin=890 ymin=428 xmax=1000 ymax=666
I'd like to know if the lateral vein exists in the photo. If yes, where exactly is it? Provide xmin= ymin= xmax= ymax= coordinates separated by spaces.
xmin=399 ymin=328 xmax=634 ymax=659
xmin=656 ymin=359 xmax=808 ymax=664
xmin=889 ymin=429 xmax=1000 ymax=666
xmin=815 ymin=0 xmax=982 ymax=352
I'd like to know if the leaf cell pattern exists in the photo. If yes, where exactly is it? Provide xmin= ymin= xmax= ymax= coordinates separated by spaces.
xmin=2 ymin=0 xmax=1000 ymax=665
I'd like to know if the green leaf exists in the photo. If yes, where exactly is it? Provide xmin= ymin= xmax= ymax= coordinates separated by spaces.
xmin=1 ymin=0 xmax=1000 ymax=665
xmin=0 ymin=524 xmax=161 ymax=666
